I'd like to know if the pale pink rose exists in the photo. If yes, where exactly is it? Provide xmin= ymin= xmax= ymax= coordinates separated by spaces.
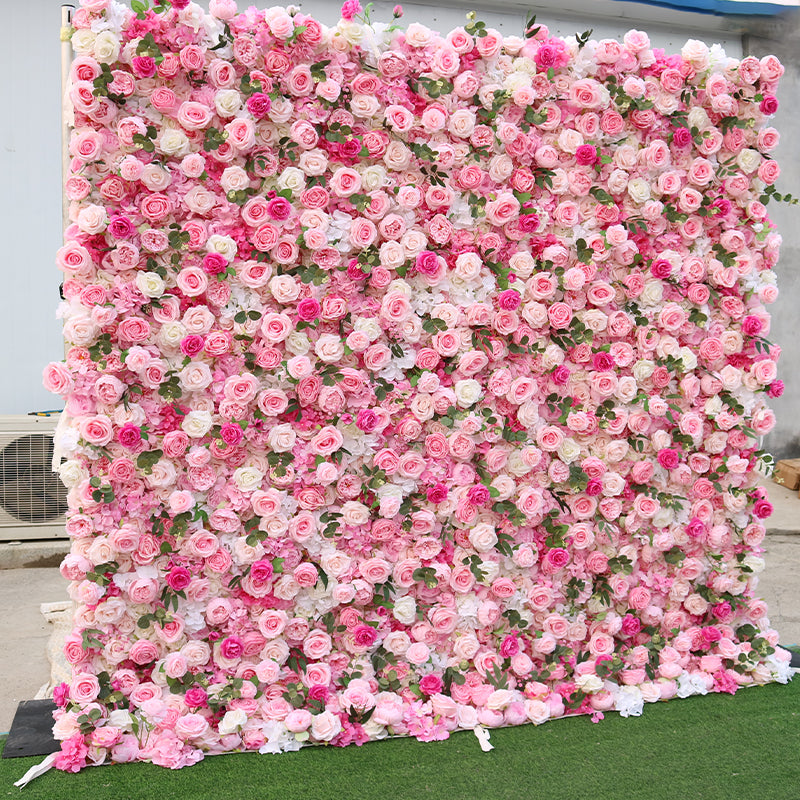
xmin=329 ymin=166 xmax=362 ymax=197
xmin=303 ymin=630 xmax=332 ymax=660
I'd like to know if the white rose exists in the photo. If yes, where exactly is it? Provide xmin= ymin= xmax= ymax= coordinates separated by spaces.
xmin=718 ymin=364 xmax=742 ymax=390
xmin=340 ymin=500 xmax=370 ymax=525
xmin=70 ymin=29 xmax=96 ymax=55
xmin=268 ymin=424 xmax=296 ymax=452
xmin=504 ymin=71 xmax=531 ymax=92
xmin=135 ymin=271 xmax=165 ymax=298
xmin=157 ymin=321 xmax=186 ymax=351
xmin=338 ymin=20 xmax=366 ymax=45
xmin=455 ymin=379 xmax=482 ymax=408
xmin=63 ymin=314 xmax=98 ymax=347
xmin=575 ymin=673 xmax=604 ymax=693
xmin=144 ymin=460 xmax=176 ymax=491
xmin=272 ymin=575 xmax=301 ymax=603
xmin=285 ymin=331 xmax=311 ymax=356
xmin=183 ymin=186 xmax=215 ymax=215
xmin=491 ymin=475 xmax=516 ymax=502
xmin=277 ymin=166 xmax=305 ymax=195
xmin=680 ymin=347 xmax=698 ymax=371
xmin=405 ymin=22 xmax=434 ymax=47
xmin=681 ymin=39 xmax=710 ymax=71
xmin=269 ymin=274 xmax=301 ymax=304
xmin=736 ymin=148 xmax=761 ymax=174
xmin=361 ymin=165 xmax=387 ymax=192
xmin=506 ymin=451 xmax=531 ymax=477
xmin=469 ymin=523 xmax=498 ymax=552
xmin=376 ymin=241 xmax=404 ymax=270
xmin=558 ymin=129 xmax=584 ymax=154
xmin=541 ymin=344 xmax=565 ymax=370
xmin=652 ymin=507 xmax=674 ymax=528
xmin=107 ymin=709 xmax=133 ymax=730
xmin=632 ymin=360 xmax=655 ymax=382
xmin=607 ymin=169 xmax=630 ymax=195
xmin=516 ymin=401 xmax=539 ymax=429
xmin=298 ymin=150 xmax=328 ymax=177
xmin=59 ymin=459 xmax=86 ymax=489
xmin=214 ymin=89 xmax=242 ymax=118
xmin=315 ymin=333 xmax=344 ymax=363
xmin=383 ymin=141 xmax=411 ymax=171
xmin=704 ymin=396 xmax=723 ymax=416
xmin=77 ymin=204 xmax=107 ymax=235
xmin=178 ymin=4 xmax=206 ymax=29
xmin=743 ymin=555 xmax=765 ymax=573
xmin=93 ymin=31 xmax=121 ymax=64
xmin=310 ymin=710 xmax=343 ymax=742
xmin=557 ymin=438 xmax=581 ymax=464
xmin=627 ymin=178 xmax=651 ymax=205
xmin=448 ymin=109 xmax=476 ymax=139
xmin=639 ymin=280 xmax=664 ymax=307
xmin=525 ymin=699 xmax=550 ymax=724
xmin=486 ymin=689 xmax=514 ymax=710
xmin=206 ymin=234 xmax=238 ymax=262
xmin=392 ymin=595 xmax=417 ymax=625
xmin=354 ymin=317 xmax=383 ymax=341
xmin=268 ymin=96 xmax=294 ymax=124
xmin=582 ymin=309 xmax=608 ymax=333
xmin=687 ymin=106 xmax=710 ymax=130
xmin=489 ymin=154 xmax=514 ymax=183
xmin=158 ymin=128 xmax=191 ymax=157
xmin=320 ymin=550 xmax=351 ymax=578
xmin=509 ymin=251 xmax=535 ymax=278
xmin=721 ymin=331 xmax=743 ymax=355
xmin=383 ymin=630 xmax=411 ymax=655
xmin=178 ymin=362 xmax=213 ymax=392
xmin=218 ymin=708 xmax=248 ymax=735
xmin=615 ymin=376 xmax=638 ymax=403
xmin=455 ymin=252 xmax=482 ymax=282
xmin=233 ymin=466 xmax=264 ymax=493
xmin=182 ymin=410 xmax=213 ymax=438
xmin=350 ymin=94 xmax=381 ymax=118
xmin=220 ymin=166 xmax=250 ymax=193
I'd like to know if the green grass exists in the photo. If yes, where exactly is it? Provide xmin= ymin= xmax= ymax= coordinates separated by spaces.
xmin=2 ymin=679 xmax=798 ymax=800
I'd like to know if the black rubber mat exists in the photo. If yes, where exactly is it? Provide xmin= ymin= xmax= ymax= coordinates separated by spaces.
xmin=2 ymin=700 xmax=59 ymax=758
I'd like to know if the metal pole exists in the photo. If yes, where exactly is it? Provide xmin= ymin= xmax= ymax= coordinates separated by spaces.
xmin=60 ymin=5 xmax=75 ymax=238
xmin=60 ymin=5 xmax=74 ymax=364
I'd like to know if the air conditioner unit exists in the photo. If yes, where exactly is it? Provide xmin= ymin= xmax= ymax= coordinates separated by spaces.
xmin=0 ymin=414 xmax=68 ymax=542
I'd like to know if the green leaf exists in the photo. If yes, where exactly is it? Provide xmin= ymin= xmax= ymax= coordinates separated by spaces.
xmin=589 ymin=186 xmax=615 ymax=206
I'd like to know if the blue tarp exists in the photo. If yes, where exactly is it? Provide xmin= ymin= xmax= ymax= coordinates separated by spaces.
xmin=620 ymin=0 xmax=798 ymax=15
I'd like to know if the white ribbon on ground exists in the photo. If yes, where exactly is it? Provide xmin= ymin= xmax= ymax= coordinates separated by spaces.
xmin=13 ymin=753 xmax=56 ymax=788
xmin=473 ymin=726 xmax=494 ymax=752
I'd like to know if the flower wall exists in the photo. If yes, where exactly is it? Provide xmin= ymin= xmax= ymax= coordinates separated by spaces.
xmin=44 ymin=0 xmax=792 ymax=771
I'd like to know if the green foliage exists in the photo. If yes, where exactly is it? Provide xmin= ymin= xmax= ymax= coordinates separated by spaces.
xmin=203 ymin=127 xmax=228 ymax=151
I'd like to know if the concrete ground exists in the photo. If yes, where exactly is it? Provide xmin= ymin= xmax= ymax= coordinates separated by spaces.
xmin=0 ymin=568 xmax=62 ymax=733
xmin=1 ymin=475 xmax=799 ymax=734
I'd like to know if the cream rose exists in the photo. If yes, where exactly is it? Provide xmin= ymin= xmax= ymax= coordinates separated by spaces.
xmin=469 ymin=523 xmax=498 ymax=552
xmin=182 ymin=410 xmax=214 ymax=438
xmin=454 ymin=379 xmax=482 ymax=408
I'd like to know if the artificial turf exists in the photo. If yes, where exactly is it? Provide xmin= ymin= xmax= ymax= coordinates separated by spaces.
xmin=2 ymin=677 xmax=798 ymax=800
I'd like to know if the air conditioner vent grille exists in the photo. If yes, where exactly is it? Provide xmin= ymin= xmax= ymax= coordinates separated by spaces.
xmin=0 ymin=433 xmax=68 ymax=525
